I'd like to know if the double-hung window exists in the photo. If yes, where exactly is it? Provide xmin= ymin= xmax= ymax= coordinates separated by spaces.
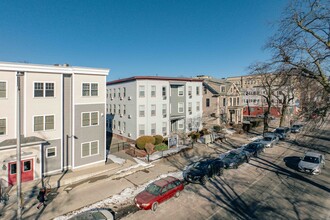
xmin=123 ymin=105 xmax=126 ymax=115
xmin=81 ymin=141 xmax=99 ymax=157
xmin=196 ymin=86 xmax=200 ymax=96
xmin=34 ymin=115 xmax=54 ymax=131
xmin=82 ymin=83 xmax=98 ymax=97
xmin=139 ymin=86 xmax=145 ymax=98
xmin=188 ymin=102 xmax=192 ymax=113
xmin=34 ymin=82 xmax=54 ymax=97
xmin=139 ymin=105 xmax=145 ymax=117
xmin=0 ymin=81 xmax=7 ymax=98
xmin=151 ymin=86 xmax=156 ymax=97
xmin=178 ymin=102 xmax=184 ymax=113
xmin=139 ymin=124 xmax=145 ymax=136
xmin=151 ymin=105 xmax=156 ymax=116
xmin=178 ymin=120 xmax=184 ymax=129
xmin=178 ymin=86 xmax=184 ymax=96
xmin=188 ymin=86 xmax=192 ymax=97
xmin=162 ymin=104 xmax=167 ymax=117
xmin=162 ymin=86 xmax=166 ymax=98
xmin=196 ymin=102 xmax=200 ymax=111
xmin=151 ymin=123 xmax=156 ymax=135
xmin=206 ymin=98 xmax=210 ymax=107
xmin=123 ymin=87 xmax=126 ymax=97
xmin=0 ymin=118 xmax=6 ymax=135
xmin=46 ymin=147 xmax=56 ymax=158
xmin=82 ymin=112 xmax=99 ymax=127
xmin=162 ymin=122 xmax=167 ymax=136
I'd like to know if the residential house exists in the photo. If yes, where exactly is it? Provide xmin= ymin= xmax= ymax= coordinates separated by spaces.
xmin=201 ymin=77 xmax=243 ymax=128
xmin=106 ymin=76 xmax=203 ymax=141
xmin=0 ymin=62 xmax=109 ymax=186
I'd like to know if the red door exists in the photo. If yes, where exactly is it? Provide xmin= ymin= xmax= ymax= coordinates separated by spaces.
xmin=8 ymin=159 xmax=34 ymax=185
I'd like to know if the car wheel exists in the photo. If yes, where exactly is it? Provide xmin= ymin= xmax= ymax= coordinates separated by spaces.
xmin=262 ymin=148 xmax=265 ymax=153
xmin=200 ymin=176 xmax=207 ymax=185
xmin=151 ymin=202 xmax=158 ymax=211
xmin=175 ymin=191 xmax=180 ymax=198
xmin=255 ymin=152 xmax=259 ymax=157
xmin=233 ymin=164 xmax=238 ymax=169
xmin=217 ymin=168 xmax=224 ymax=176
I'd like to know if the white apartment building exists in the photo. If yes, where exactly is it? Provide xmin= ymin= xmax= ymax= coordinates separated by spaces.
xmin=0 ymin=62 xmax=109 ymax=186
xmin=106 ymin=76 xmax=203 ymax=140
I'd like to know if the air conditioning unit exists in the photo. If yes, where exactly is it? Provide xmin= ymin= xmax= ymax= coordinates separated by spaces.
xmin=128 ymin=115 xmax=132 ymax=119
xmin=120 ymin=97 xmax=123 ymax=100
xmin=128 ymin=133 xmax=131 ymax=137
xmin=163 ymin=96 xmax=166 ymax=100
xmin=119 ymin=130 xmax=123 ymax=134
xmin=128 ymin=96 xmax=132 ymax=100
xmin=120 ymin=114 xmax=123 ymax=117
xmin=163 ymin=114 xmax=166 ymax=118
xmin=189 ymin=111 xmax=192 ymax=115
xmin=110 ymin=97 xmax=113 ymax=100
xmin=189 ymin=95 xmax=192 ymax=98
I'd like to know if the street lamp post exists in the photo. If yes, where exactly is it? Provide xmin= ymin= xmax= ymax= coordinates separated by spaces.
xmin=16 ymin=71 xmax=24 ymax=220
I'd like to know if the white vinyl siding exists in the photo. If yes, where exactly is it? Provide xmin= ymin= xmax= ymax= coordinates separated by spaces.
xmin=81 ymin=141 xmax=99 ymax=158
xmin=82 ymin=112 xmax=99 ymax=127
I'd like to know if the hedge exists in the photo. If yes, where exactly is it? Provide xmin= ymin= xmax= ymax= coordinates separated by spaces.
xmin=153 ymin=135 xmax=164 ymax=145
xmin=136 ymin=136 xmax=156 ymax=150
xmin=155 ymin=143 xmax=168 ymax=151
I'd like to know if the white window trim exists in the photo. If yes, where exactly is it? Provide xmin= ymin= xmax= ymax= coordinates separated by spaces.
xmin=33 ymin=81 xmax=56 ymax=98
xmin=0 ymin=80 xmax=8 ymax=99
xmin=46 ymin=147 xmax=57 ymax=158
xmin=0 ymin=117 xmax=7 ymax=136
xmin=81 ymin=140 xmax=99 ymax=158
xmin=178 ymin=102 xmax=184 ymax=113
xmin=81 ymin=111 xmax=99 ymax=127
xmin=82 ymin=82 xmax=99 ymax=97
xmin=33 ymin=114 xmax=55 ymax=132
xmin=139 ymin=85 xmax=145 ymax=98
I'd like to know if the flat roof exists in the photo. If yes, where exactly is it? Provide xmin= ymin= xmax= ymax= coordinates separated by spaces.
xmin=107 ymin=76 xmax=203 ymax=85
xmin=0 ymin=61 xmax=109 ymax=75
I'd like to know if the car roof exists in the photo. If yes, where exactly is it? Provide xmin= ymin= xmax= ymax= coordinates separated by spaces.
xmin=153 ymin=176 xmax=178 ymax=187
xmin=304 ymin=152 xmax=322 ymax=157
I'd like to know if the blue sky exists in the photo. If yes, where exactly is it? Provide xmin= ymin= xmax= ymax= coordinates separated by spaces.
xmin=0 ymin=0 xmax=287 ymax=81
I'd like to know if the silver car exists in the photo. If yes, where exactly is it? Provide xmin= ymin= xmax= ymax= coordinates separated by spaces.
xmin=298 ymin=152 xmax=325 ymax=175
xmin=254 ymin=134 xmax=279 ymax=148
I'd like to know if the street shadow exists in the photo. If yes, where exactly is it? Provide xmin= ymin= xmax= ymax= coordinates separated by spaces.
xmin=283 ymin=156 xmax=301 ymax=171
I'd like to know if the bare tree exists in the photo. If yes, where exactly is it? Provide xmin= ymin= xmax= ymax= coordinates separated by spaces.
xmin=266 ymin=0 xmax=330 ymax=112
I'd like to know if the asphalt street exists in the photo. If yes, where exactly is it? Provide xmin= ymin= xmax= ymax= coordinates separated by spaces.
xmin=122 ymin=120 xmax=330 ymax=220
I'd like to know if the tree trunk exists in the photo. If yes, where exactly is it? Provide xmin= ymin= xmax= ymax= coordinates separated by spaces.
xmin=279 ymin=104 xmax=287 ymax=127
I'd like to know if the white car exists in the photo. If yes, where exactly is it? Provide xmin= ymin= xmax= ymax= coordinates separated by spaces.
xmin=254 ymin=134 xmax=279 ymax=148
xmin=298 ymin=152 xmax=325 ymax=175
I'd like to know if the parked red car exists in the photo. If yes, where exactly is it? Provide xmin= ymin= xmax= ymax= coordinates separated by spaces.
xmin=134 ymin=176 xmax=184 ymax=211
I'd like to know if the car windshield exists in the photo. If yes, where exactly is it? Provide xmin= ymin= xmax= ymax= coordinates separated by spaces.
xmin=226 ymin=152 xmax=238 ymax=159
xmin=264 ymin=137 xmax=272 ymax=141
xmin=145 ymin=183 xmax=162 ymax=195
xmin=302 ymin=156 xmax=320 ymax=164
xmin=246 ymin=144 xmax=256 ymax=150
xmin=192 ymin=162 xmax=208 ymax=169
xmin=275 ymin=129 xmax=284 ymax=133
xmin=293 ymin=125 xmax=301 ymax=128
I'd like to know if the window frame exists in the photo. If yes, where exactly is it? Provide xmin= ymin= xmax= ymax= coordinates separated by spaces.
xmin=139 ymin=124 xmax=145 ymax=136
xmin=34 ymin=82 xmax=55 ymax=98
xmin=81 ymin=111 xmax=99 ymax=127
xmin=139 ymin=105 xmax=145 ymax=117
xmin=178 ymin=86 xmax=184 ymax=96
xmin=46 ymin=147 xmax=57 ymax=158
xmin=0 ymin=118 xmax=7 ymax=136
xmin=139 ymin=85 xmax=145 ymax=98
xmin=151 ymin=104 xmax=156 ymax=116
xmin=81 ymin=140 xmax=99 ymax=158
xmin=151 ymin=85 xmax=156 ymax=97
xmin=33 ymin=115 xmax=55 ymax=132
xmin=206 ymin=98 xmax=210 ymax=107
xmin=178 ymin=102 xmax=184 ymax=113
xmin=82 ymin=82 xmax=99 ymax=97
xmin=0 ymin=81 xmax=8 ymax=99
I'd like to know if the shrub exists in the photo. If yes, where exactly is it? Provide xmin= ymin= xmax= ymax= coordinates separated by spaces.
xmin=136 ymin=136 xmax=156 ymax=150
xmin=188 ymin=131 xmax=200 ymax=142
xmin=153 ymin=135 xmax=164 ymax=145
xmin=199 ymin=128 xmax=210 ymax=136
xmin=155 ymin=143 xmax=168 ymax=151
xmin=145 ymin=143 xmax=155 ymax=155
xmin=213 ymin=125 xmax=222 ymax=132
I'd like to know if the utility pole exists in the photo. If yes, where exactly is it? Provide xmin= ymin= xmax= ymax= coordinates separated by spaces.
xmin=16 ymin=71 xmax=24 ymax=220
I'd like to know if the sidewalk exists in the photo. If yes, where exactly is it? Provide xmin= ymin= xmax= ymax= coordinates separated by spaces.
xmin=0 ymin=153 xmax=154 ymax=220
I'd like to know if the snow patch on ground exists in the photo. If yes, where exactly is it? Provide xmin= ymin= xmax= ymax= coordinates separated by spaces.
xmin=54 ymin=171 xmax=182 ymax=220
xmin=223 ymin=129 xmax=235 ymax=135
xmin=107 ymin=154 xmax=126 ymax=164
xmin=249 ymin=135 xmax=263 ymax=141
xmin=146 ymin=145 xmax=191 ymax=161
